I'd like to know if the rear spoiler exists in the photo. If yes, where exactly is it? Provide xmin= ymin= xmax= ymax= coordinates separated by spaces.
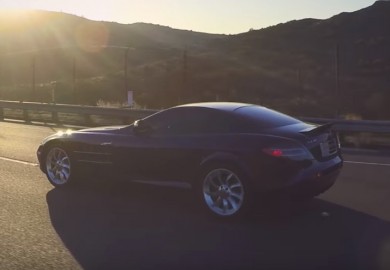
xmin=299 ymin=122 xmax=333 ymax=136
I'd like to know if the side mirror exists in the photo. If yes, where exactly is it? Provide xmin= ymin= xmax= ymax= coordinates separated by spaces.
xmin=133 ymin=119 xmax=152 ymax=135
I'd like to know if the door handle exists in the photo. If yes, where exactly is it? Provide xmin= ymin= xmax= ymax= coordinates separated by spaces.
xmin=100 ymin=142 xmax=112 ymax=146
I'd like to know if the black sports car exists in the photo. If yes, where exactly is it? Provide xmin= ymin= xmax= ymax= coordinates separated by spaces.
xmin=37 ymin=102 xmax=343 ymax=218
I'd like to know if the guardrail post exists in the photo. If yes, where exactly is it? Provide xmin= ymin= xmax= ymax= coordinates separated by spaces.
xmin=23 ymin=109 xmax=29 ymax=122
xmin=52 ymin=111 xmax=59 ymax=123
xmin=84 ymin=114 xmax=93 ymax=126
xmin=122 ymin=117 xmax=130 ymax=125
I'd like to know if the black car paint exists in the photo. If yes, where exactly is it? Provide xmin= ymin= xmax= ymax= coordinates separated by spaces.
xmin=37 ymin=103 xmax=343 ymax=195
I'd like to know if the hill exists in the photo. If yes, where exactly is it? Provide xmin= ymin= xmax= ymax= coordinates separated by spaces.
xmin=0 ymin=2 xmax=389 ymax=119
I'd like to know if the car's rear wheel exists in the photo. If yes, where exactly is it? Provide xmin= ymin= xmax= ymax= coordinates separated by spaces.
xmin=200 ymin=166 xmax=251 ymax=218
xmin=45 ymin=146 xmax=75 ymax=187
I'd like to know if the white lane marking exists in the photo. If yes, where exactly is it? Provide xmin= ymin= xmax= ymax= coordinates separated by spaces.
xmin=0 ymin=156 xmax=38 ymax=166
xmin=2 ymin=156 xmax=390 ymax=168
xmin=345 ymin=161 xmax=390 ymax=167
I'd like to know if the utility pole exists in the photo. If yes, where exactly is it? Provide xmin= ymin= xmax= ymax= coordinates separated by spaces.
xmin=181 ymin=49 xmax=188 ymax=104
xmin=0 ymin=59 xmax=2 ymax=99
xmin=124 ymin=47 xmax=130 ymax=103
xmin=72 ymin=56 xmax=76 ymax=102
xmin=51 ymin=81 xmax=57 ymax=104
xmin=296 ymin=69 xmax=302 ymax=98
xmin=31 ymin=55 xmax=36 ymax=101
xmin=335 ymin=43 xmax=340 ymax=117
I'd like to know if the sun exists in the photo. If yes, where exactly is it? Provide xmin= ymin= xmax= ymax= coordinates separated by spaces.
xmin=0 ymin=0 xmax=32 ymax=10
xmin=1 ymin=0 xmax=121 ymax=26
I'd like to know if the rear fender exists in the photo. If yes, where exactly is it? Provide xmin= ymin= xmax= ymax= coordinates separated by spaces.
xmin=199 ymin=152 xmax=255 ymax=186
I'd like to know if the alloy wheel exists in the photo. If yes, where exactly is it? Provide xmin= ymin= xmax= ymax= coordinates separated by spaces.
xmin=203 ymin=168 xmax=245 ymax=216
xmin=46 ymin=147 xmax=71 ymax=185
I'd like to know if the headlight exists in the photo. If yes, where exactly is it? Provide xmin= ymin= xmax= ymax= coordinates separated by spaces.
xmin=56 ymin=129 xmax=73 ymax=136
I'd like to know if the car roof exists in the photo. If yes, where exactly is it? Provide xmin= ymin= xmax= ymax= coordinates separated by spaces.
xmin=176 ymin=102 xmax=254 ymax=112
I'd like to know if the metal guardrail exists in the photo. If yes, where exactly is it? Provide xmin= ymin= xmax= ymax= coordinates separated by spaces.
xmin=0 ymin=100 xmax=157 ymax=126
xmin=300 ymin=117 xmax=390 ymax=133
xmin=1 ymin=100 xmax=390 ymax=133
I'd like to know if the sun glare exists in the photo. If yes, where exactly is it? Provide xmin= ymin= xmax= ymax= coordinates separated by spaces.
xmin=0 ymin=0 xmax=116 ymax=23
xmin=0 ymin=2 xmax=110 ymax=53
xmin=0 ymin=0 xmax=36 ymax=11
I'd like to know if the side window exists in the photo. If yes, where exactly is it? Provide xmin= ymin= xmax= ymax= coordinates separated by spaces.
xmin=141 ymin=108 xmax=197 ymax=135
xmin=167 ymin=110 xmax=208 ymax=135
xmin=205 ymin=112 xmax=238 ymax=133
xmin=142 ymin=109 xmax=179 ymax=133
xmin=155 ymin=108 xmax=207 ymax=135
xmin=143 ymin=107 xmax=238 ymax=136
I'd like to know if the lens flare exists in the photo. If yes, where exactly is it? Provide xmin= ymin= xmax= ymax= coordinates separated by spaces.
xmin=75 ymin=21 xmax=109 ymax=53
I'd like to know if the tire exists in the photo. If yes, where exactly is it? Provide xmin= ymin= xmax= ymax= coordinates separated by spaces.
xmin=199 ymin=164 xmax=252 ymax=219
xmin=44 ymin=145 xmax=77 ymax=187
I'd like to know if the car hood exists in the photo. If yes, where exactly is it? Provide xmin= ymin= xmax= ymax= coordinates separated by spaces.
xmin=39 ymin=125 xmax=128 ymax=144
xmin=77 ymin=125 xmax=128 ymax=134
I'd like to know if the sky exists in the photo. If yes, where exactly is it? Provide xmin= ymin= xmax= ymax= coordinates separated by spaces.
xmin=0 ymin=0 xmax=376 ymax=34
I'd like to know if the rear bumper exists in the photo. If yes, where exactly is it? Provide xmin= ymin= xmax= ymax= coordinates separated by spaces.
xmin=252 ymin=154 xmax=343 ymax=197
xmin=283 ymin=161 xmax=342 ymax=198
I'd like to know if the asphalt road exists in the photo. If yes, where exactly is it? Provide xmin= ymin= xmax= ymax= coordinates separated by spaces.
xmin=1 ymin=121 xmax=390 ymax=270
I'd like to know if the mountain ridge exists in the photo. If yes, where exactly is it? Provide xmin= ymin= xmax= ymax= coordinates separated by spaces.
xmin=0 ymin=2 xmax=389 ymax=119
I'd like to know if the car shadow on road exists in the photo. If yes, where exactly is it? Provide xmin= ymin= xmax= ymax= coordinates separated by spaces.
xmin=46 ymin=182 xmax=390 ymax=270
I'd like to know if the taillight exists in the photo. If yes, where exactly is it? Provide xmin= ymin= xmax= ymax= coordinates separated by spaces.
xmin=262 ymin=147 xmax=312 ymax=160
xmin=263 ymin=148 xmax=283 ymax=157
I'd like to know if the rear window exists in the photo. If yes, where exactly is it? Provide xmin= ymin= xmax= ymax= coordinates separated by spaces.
xmin=234 ymin=106 xmax=301 ymax=129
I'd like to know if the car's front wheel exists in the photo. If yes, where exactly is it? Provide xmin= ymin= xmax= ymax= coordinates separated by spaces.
xmin=200 ymin=165 xmax=251 ymax=218
xmin=45 ymin=146 xmax=76 ymax=187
